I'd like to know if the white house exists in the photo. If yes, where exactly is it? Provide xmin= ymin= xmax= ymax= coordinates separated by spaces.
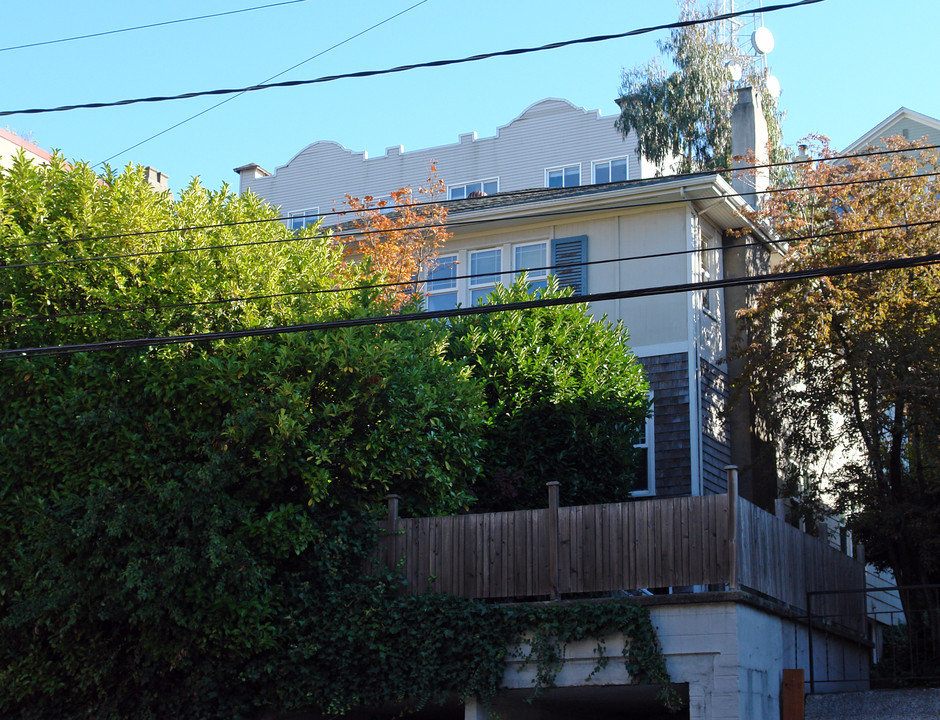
xmin=234 ymin=98 xmax=661 ymax=231
xmin=233 ymin=92 xmax=883 ymax=720
xmin=235 ymin=90 xmax=781 ymax=511
xmin=843 ymin=107 xmax=940 ymax=155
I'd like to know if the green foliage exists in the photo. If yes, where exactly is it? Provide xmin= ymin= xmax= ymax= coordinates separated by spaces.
xmin=0 ymin=157 xmax=670 ymax=719
xmin=736 ymin=137 xmax=940 ymax=635
xmin=616 ymin=0 xmax=784 ymax=174
xmin=446 ymin=277 xmax=650 ymax=511
xmin=3 ymin=501 xmax=678 ymax=720
xmin=0 ymin=154 xmax=358 ymax=350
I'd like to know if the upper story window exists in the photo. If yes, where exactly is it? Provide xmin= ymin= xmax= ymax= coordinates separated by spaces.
xmin=422 ymin=236 xmax=587 ymax=311
xmin=449 ymin=179 xmax=498 ymax=200
xmin=426 ymin=255 xmax=458 ymax=311
xmin=546 ymin=164 xmax=580 ymax=188
xmin=631 ymin=395 xmax=656 ymax=496
xmin=289 ymin=208 xmax=319 ymax=230
xmin=469 ymin=248 xmax=502 ymax=305
xmin=700 ymin=231 xmax=721 ymax=316
xmin=593 ymin=157 xmax=628 ymax=184
xmin=514 ymin=242 xmax=548 ymax=292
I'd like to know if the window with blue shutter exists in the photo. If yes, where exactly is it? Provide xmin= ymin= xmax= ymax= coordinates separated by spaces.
xmin=551 ymin=235 xmax=587 ymax=295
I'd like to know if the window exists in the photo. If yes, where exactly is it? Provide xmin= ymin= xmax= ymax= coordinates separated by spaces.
xmin=426 ymin=255 xmax=458 ymax=311
xmin=469 ymin=248 xmax=501 ymax=305
xmin=700 ymin=231 xmax=720 ymax=315
xmin=546 ymin=165 xmax=580 ymax=188
xmin=449 ymin=179 xmax=498 ymax=200
xmin=632 ymin=397 xmax=656 ymax=496
xmin=593 ymin=157 xmax=628 ymax=184
xmin=289 ymin=208 xmax=319 ymax=230
xmin=514 ymin=242 xmax=548 ymax=292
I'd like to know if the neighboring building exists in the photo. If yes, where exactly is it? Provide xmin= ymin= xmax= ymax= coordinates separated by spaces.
xmin=439 ymin=170 xmax=776 ymax=507
xmin=0 ymin=127 xmax=53 ymax=169
xmin=232 ymin=94 xmax=887 ymax=719
xmin=235 ymin=98 xmax=662 ymax=229
xmin=843 ymin=106 xmax=940 ymax=154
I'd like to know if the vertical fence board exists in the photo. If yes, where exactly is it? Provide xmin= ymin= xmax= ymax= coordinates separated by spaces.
xmin=378 ymin=494 xmax=865 ymax=631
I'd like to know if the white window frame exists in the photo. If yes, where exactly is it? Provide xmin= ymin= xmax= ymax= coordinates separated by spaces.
xmin=425 ymin=254 xmax=458 ymax=311
xmin=700 ymin=229 xmax=721 ymax=319
xmin=631 ymin=394 xmax=656 ymax=496
xmin=288 ymin=207 xmax=319 ymax=230
xmin=592 ymin=156 xmax=629 ymax=184
xmin=468 ymin=247 xmax=502 ymax=305
xmin=545 ymin=164 xmax=581 ymax=188
xmin=448 ymin=178 xmax=498 ymax=200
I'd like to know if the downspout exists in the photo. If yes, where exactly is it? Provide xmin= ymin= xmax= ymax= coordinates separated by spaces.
xmin=681 ymin=188 xmax=703 ymax=497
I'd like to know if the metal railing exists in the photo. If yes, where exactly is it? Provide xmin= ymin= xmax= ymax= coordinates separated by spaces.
xmin=807 ymin=584 xmax=940 ymax=693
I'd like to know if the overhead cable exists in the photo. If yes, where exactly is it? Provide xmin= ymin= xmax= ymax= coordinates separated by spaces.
xmin=96 ymin=0 xmax=429 ymax=167
xmin=3 ymin=246 xmax=937 ymax=359
xmin=0 ymin=0 xmax=826 ymax=117
xmin=4 ymin=217 xmax=939 ymax=326
xmin=3 ymin=167 xmax=938 ymax=269
xmin=0 ymin=0 xmax=311 ymax=53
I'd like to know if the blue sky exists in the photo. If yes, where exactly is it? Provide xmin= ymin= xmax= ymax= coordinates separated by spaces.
xmin=2 ymin=0 xmax=937 ymax=192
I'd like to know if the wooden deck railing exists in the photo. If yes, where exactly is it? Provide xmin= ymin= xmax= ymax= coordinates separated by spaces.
xmin=376 ymin=468 xmax=867 ymax=634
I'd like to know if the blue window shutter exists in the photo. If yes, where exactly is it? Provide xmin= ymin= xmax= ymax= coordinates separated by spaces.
xmin=551 ymin=235 xmax=587 ymax=295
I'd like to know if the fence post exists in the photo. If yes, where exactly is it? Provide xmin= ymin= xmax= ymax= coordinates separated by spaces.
xmin=807 ymin=591 xmax=815 ymax=695
xmin=725 ymin=465 xmax=739 ymax=592
xmin=780 ymin=668 xmax=805 ymax=720
xmin=386 ymin=494 xmax=400 ymax=524
xmin=385 ymin=494 xmax=401 ymax=569
xmin=547 ymin=482 xmax=561 ymax=601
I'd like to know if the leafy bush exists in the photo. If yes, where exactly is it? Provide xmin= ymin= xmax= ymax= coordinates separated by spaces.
xmin=446 ymin=278 xmax=651 ymax=511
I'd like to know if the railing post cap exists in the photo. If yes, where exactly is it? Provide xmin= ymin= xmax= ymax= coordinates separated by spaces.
xmin=723 ymin=465 xmax=739 ymax=471
xmin=546 ymin=481 xmax=561 ymax=487
xmin=386 ymin=493 xmax=402 ymax=500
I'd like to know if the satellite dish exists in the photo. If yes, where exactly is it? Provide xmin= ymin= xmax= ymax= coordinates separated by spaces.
xmin=751 ymin=26 xmax=775 ymax=55
xmin=765 ymin=74 xmax=781 ymax=99
xmin=726 ymin=61 xmax=743 ymax=82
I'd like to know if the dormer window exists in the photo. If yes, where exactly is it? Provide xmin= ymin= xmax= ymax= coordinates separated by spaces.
xmin=593 ymin=157 xmax=628 ymax=184
xmin=289 ymin=208 xmax=319 ymax=230
xmin=449 ymin=179 xmax=498 ymax=200
xmin=546 ymin=165 xmax=580 ymax=188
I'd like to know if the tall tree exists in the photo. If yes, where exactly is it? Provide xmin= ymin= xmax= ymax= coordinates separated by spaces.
xmin=616 ymin=0 xmax=783 ymax=174
xmin=0 ymin=156 xmax=488 ymax=718
xmin=735 ymin=137 xmax=940 ymax=655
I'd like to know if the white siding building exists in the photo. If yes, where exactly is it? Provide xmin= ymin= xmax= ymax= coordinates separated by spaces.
xmin=234 ymin=98 xmax=661 ymax=227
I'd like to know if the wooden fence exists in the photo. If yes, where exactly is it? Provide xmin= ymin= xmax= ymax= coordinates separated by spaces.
xmin=377 ymin=472 xmax=867 ymax=632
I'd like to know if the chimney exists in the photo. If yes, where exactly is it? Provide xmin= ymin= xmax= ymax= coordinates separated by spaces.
xmin=233 ymin=163 xmax=271 ymax=195
xmin=731 ymin=87 xmax=769 ymax=208
xmin=143 ymin=166 xmax=169 ymax=193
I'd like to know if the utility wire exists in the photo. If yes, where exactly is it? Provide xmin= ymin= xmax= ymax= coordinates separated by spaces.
xmin=0 ymin=0 xmax=311 ymax=53
xmin=4 ymin=216 xmax=937 ymax=326
xmin=96 ymin=0 xmax=429 ymax=168
xmin=4 ymin=167 xmax=938 ymax=270
xmin=0 ymin=0 xmax=825 ymax=117
xmin=3 ymin=141 xmax=935 ymax=256
xmin=2 ymin=245 xmax=936 ymax=359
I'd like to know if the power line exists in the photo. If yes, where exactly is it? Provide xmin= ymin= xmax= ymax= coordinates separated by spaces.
xmin=0 ymin=0 xmax=825 ymax=117
xmin=2 ymin=245 xmax=935 ymax=359
xmin=4 ymin=217 xmax=939 ymax=326
xmin=4 ymin=166 xmax=938 ymax=271
xmin=4 ymin=140 xmax=935 ymax=257
xmin=0 ymin=0 xmax=311 ymax=53
xmin=96 ymin=0 xmax=429 ymax=168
